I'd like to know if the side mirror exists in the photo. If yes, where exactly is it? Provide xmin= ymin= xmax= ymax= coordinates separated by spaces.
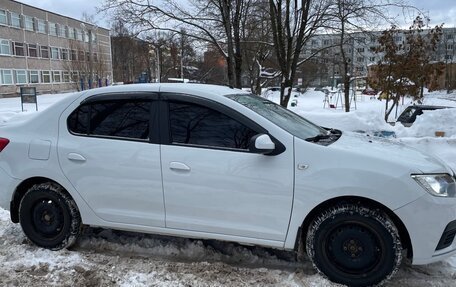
xmin=249 ymin=134 xmax=275 ymax=154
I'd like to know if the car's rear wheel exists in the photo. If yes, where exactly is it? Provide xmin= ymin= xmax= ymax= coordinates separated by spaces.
xmin=306 ymin=204 xmax=402 ymax=287
xmin=19 ymin=182 xmax=81 ymax=250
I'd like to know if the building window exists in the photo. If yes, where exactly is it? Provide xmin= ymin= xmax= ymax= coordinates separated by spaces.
xmin=71 ymin=71 xmax=78 ymax=82
xmin=13 ymin=42 xmax=25 ymax=56
xmin=93 ymin=53 xmax=98 ymax=62
xmin=40 ymin=46 xmax=49 ymax=58
xmin=357 ymin=57 xmax=364 ymax=62
xmin=24 ymin=15 xmax=34 ymax=31
xmin=51 ymin=47 xmax=60 ymax=59
xmin=28 ymin=70 xmax=39 ymax=83
xmin=323 ymin=39 xmax=330 ymax=45
xmin=369 ymin=57 xmax=376 ymax=62
xmin=70 ymin=49 xmax=77 ymax=61
xmin=49 ymin=22 xmax=57 ymax=36
xmin=84 ymin=31 xmax=89 ymax=43
xmin=68 ymin=27 xmax=75 ymax=39
xmin=447 ymin=44 xmax=454 ymax=50
xmin=63 ymin=71 xmax=70 ymax=82
xmin=0 ymin=9 xmax=7 ymax=25
xmin=37 ymin=19 xmax=46 ymax=33
xmin=447 ymin=34 xmax=454 ymax=40
xmin=0 ymin=39 xmax=11 ymax=55
xmin=91 ymin=33 xmax=97 ymax=43
xmin=394 ymin=36 xmax=402 ymax=42
xmin=52 ymin=71 xmax=61 ymax=82
xmin=28 ymin=44 xmax=38 ymax=57
xmin=41 ymin=71 xmax=51 ymax=83
xmin=445 ymin=55 xmax=453 ymax=60
xmin=1 ymin=70 xmax=13 ymax=84
xmin=10 ymin=12 xmax=21 ymax=28
xmin=61 ymin=48 xmax=68 ymax=60
xmin=57 ymin=24 xmax=64 ymax=37
xmin=357 ymin=47 xmax=365 ymax=53
xmin=86 ymin=52 xmax=90 ymax=61
xmin=15 ymin=70 xmax=27 ymax=84
xmin=78 ymin=50 xmax=85 ymax=61
xmin=76 ymin=29 xmax=83 ymax=41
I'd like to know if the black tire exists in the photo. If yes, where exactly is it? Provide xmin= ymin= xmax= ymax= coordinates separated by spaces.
xmin=19 ymin=182 xmax=81 ymax=250
xmin=306 ymin=204 xmax=402 ymax=287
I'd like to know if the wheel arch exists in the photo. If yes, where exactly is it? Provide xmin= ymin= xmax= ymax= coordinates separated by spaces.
xmin=297 ymin=196 xmax=413 ymax=258
xmin=10 ymin=177 xmax=73 ymax=223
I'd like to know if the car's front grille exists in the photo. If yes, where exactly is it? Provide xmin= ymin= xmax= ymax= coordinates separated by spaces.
xmin=436 ymin=220 xmax=456 ymax=251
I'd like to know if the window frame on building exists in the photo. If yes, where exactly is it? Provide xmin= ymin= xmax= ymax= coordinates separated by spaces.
xmin=40 ymin=45 xmax=50 ymax=58
xmin=52 ymin=70 xmax=61 ymax=83
xmin=15 ymin=70 xmax=27 ymax=84
xmin=36 ymin=19 xmax=46 ymax=33
xmin=28 ymin=70 xmax=40 ymax=84
xmin=28 ymin=44 xmax=38 ymax=57
xmin=10 ymin=12 xmax=21 ymax=28
xmin=0 ymin=39 xmax=11 ymax=55
xmin=13 ymin=42 xmax=25 ymax=56
xmin=61 ymin=48 xmax=69 ymax=60
xmin=51 ymin=47 xmax=60 ymax=59
xmin=41 ymin=71 xmax=51 ymax=83
xmin=24 ymin=15 xmax=34 ymax=31
xmin=1 ymin=70 xmax=13 ymax=85
xmin=0 ymin=9 xmax=7 ymax=25
xmin=49 ymin=22 xmax=57 ymax=36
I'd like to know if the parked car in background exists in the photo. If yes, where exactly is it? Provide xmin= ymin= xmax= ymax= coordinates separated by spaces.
xmin=1 ymin=84 xmax=456 ymax=286
xmin=396 ymin=105 xmax=452 ymax=127
xmin=361 ymin=88 xmax=378 ymax=96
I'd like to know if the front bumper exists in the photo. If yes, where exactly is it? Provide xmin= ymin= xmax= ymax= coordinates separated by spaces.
xmin=0 ymin=166 xmax=20 ymax=211
xmin=395 ymin=193 xmax=456 ymax=265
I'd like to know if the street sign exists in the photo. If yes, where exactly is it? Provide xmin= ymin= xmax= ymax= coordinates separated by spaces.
xmin=20 ymin=87 xmax=38 ymax=112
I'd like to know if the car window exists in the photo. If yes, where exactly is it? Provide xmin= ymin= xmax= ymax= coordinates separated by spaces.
xmin=68 ymin=100 xmax=151 ymax=140
xmin=169 ymin=101 xmax=258 ymax=150
xmin=226 ymin=94 xmax=327 ymax=140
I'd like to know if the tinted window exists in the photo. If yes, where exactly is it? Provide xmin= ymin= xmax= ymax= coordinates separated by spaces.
xmin=68 ymin=104 xmax=90 ymax=134
xmin=226 ymin=94 xmax=327 ymax=140
xmin=68 ymin=100 xmax=151 ymax=140
xmin=169 ymin=102 xmax=257 ymax=149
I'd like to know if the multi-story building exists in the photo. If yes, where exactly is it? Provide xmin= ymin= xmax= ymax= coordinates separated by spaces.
xmin=302 ymin=28 xmax=456 ymax=90
xmin=0 ymin=0 xmax=112 ymax=96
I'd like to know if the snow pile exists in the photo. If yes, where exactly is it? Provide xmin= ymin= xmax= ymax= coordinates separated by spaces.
xmin=394 ymin=108 xmax=456 ymax=138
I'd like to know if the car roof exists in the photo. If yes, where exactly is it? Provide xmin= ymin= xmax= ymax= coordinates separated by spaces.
xmin=82 ymin=83 xmax=247 ymax=100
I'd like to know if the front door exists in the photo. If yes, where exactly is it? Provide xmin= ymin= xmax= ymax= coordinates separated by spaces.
xmin=161 ymin=97 xmax=294 ymax=241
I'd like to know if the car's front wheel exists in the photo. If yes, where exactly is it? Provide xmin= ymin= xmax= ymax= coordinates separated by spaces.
xmin=306 ymin=203 xmax=402 ymax=287
xmin=19 ymin=182 xmax=81 ymax=250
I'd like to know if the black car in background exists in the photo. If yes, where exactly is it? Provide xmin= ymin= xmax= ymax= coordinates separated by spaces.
xmin=396 ymin=105 xmax=452 ymax=127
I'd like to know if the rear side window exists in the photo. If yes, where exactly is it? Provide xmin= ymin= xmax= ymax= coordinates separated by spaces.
xmin=169 ymin=101 xmax=257 ymax=150
xmin=68 ymin=100 xmax=151 ymax=140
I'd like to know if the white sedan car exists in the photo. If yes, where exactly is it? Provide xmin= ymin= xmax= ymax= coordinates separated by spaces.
xmin=0 ymin=84 xmax=455 ymax=286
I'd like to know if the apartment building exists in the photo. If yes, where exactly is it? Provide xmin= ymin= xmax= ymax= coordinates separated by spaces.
xmin=0 ymin=0 xmax=113 ymax=96
xmin=303 ymin=28 xmax=456 ymax=89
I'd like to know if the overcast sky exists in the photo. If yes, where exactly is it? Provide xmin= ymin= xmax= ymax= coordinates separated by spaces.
xmin=15 ymin=0 xmax=456 ymax=30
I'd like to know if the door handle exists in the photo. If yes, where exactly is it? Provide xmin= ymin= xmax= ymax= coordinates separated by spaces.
xmin=67 ymin=152 xmax=86 ymax=162
xmin=169 ymin=161 xmax=191 ymax=172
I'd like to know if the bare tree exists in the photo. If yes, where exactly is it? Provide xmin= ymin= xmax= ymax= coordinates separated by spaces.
xmin=268 ymin=0 xmax=331 ymax=107
xmin=101 ymin=0 xmax=252 ymax=88
xmin=326 ymin=0 xmax=416 ymax=112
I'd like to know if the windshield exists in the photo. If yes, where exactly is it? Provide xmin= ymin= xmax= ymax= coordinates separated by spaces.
xmin=226 ymin=94 xmax=328 ymax=140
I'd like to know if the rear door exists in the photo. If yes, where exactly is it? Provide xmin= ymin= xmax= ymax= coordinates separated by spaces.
xmin=58 ymin=93 xmax=165 ymax=227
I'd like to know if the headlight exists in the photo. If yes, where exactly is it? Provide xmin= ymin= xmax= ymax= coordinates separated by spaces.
xmin=412 ymin=174 xmax=456 ymax=197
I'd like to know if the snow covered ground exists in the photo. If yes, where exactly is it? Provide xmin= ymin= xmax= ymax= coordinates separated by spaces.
xmin=0 ymin=88 xmax=456 ymax=286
